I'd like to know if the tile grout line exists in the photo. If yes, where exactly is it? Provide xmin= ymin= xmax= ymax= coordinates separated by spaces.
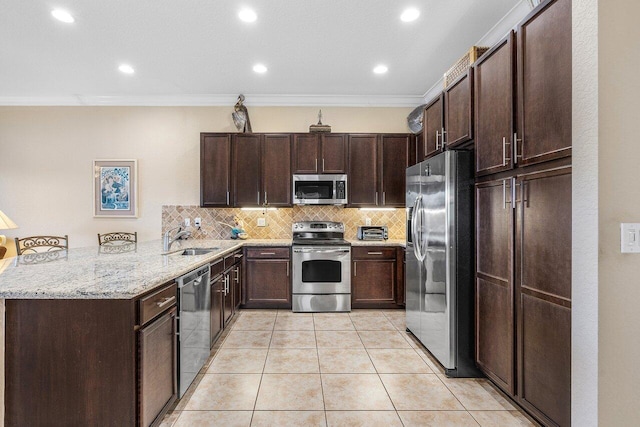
xmin=248 ymin=311 xmax=276 ymax=426
xmin=312 ymin=314 xmax=329 ymax=427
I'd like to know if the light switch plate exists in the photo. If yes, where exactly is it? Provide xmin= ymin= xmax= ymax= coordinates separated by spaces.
xmin=184 ymin=218 xmax=191 ymax=227
xmin=365 ymin=218 xmax=372 ymax=226
xmin=621 ymin=223 xmax=640 ymax=253
xmin=257 ymin=217 xmax=267 ymax=227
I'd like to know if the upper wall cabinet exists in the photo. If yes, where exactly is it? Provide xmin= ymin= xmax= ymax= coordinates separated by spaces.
xmin=201 ymin=134 xmax=232 ymax=207
xmin=292 ymin=133 xmax=347 ymax=174
xmin=474 ymin=33 xmax=516 ymax=176
xmin=443 ymin=69 xmax=474 ymax=148
xmin=419 ymin=95 xmax=444 ymax=161
xmin=516 ymin=0 xmax=572 ymax=166
xmin=232 ymin=134 xmax=292 ymax=207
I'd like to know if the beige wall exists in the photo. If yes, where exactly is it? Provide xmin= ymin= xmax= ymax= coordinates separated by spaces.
xmin=0 ymin=106 xmax=411 ymax=255
xmin=599 ymin=0 xmax=640 ymax=425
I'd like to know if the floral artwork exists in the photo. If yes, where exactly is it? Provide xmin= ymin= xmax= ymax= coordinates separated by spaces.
xmin=93 ymin=160 xmax=138 ymax=217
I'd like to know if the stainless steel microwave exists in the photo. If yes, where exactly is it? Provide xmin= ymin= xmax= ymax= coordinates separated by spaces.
xmin=292 ymin=174 xmax=348 ymax=205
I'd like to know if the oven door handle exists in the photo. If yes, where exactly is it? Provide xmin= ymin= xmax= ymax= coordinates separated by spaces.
xmin=293 ymin=248 xmax=350 ymax=254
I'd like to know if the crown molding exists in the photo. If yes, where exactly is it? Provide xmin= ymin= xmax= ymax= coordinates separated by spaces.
xmin=421 ymin=0 xmax=533 ymax=103
xmin=0 ymin=94 xmax=424 ymax=107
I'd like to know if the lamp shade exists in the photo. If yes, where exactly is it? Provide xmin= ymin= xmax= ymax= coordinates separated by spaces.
xmin=0 ymin=210 xmax=18 ymax=230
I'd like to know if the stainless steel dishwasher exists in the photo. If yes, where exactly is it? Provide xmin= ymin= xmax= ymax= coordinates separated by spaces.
xmin=176 ymin=264 xmax=211 ymax=397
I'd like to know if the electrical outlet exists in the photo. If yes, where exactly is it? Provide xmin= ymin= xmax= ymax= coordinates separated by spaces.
xmin=365 ymin=217 xmax=372 ymax=226
xmin=257 ymin=217 xmax=267 ymax=227
xmin=194 ymin=217 xmax=201 ymax=227
xmin=184 ymin=218 xmax=191 ymax=227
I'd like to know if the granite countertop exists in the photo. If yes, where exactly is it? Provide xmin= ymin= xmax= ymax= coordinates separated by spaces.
xmin=0 ymin=237 xmax=403 ymax=300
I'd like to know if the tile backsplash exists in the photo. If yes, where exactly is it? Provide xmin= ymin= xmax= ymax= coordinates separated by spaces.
xmin=162 ymin=205 xmax=406 ymax=241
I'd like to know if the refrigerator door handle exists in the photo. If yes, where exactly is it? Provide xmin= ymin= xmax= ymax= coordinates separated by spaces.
xmin=411 ymin=196 xmax=421 ymax=259
xmin=413 ymin=195 xmax=427 ymax=262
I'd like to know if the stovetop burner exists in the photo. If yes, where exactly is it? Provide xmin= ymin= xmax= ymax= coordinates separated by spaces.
xmin=292 ymin=221 xmax=349 ymax=246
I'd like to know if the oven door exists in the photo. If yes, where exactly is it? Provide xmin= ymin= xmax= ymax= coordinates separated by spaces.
xmin=292 ymin=246 xmax=351 ymax=294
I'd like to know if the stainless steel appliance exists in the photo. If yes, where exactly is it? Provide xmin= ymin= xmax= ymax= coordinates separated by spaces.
xmin=292 ymin=221 xmax=351 ymax=312
xmin=357 ymin=225 xmax=388 ymax=241
xmin=406 ymin=150 xmax=480 ymax=377
xmin=292 ymin=174 xmax=347 ymax=205
xmin=176 ymin=264 xmax=211 ymax=397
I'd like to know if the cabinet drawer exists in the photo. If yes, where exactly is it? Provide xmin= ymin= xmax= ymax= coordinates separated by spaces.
xmin=246 ymin=247 xmax=290 ymax=259
xmin=210 ymin=257 xmax=224 ymax=278
xmin=224 ymin=249 xmax=244 ymax=269
xmin=139 ymin=283 xmax=177 ymax=326
xmin=352 ymin=246 xmax=397 ymax=260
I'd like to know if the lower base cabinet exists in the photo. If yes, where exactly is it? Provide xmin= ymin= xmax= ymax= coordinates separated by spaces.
xmin=351 ymin=246 xmax=404 ymax=309
xmin=243 ymin=247 xmax=291 ymax=309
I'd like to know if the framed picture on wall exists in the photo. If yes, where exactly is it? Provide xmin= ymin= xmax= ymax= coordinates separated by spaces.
xmin=93 ymin=159 xmax=138 ymax=217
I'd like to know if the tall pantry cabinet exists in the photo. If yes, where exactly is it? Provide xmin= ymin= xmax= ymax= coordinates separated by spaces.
xmin=473 ymin=0 xmax=572 ymax=426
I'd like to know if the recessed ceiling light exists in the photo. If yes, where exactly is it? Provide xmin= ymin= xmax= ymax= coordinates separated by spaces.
xmin=239 ymin=8 xmax=257 ymax=22
xmin=373 ymin=65 xmax=388 ymax=74
xmin=51 ymin=9 xmax=75 ymax=23
xmin=253 ymin=64 xmax=267 ymax=73
xmin=400 ymin=8 xmax=420 ymax=22
xmin=118 ymin=64 xmax=135 ymax=74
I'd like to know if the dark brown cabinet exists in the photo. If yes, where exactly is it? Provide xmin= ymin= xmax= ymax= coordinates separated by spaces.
xmin=138 ymin=306 xmax=178 ymax=427
xmin=232 ymin=134 xmax=292 ymax=207
xmin=475 ymin=178 xmax=515 ymax=395
xmin=210 ymin=270 xmax=224 ymax=347
xmin=444 ymin=69 xmax=474 ymax=148
xmin=421 ymin=95 xmax=444 ymax=160
xmin=474 ymin=33 xmax=515 ymax=176
xmin=516 ymin=0 xmax=572 ymax=166
xmin=201 ymin=134 xmax=232 ymax=207
xmin=351 ymin=246 xmax=404 ymax=308
xmin=244 ymin=246 xmax=291 ymax=308
xmin=515 ymin=167 xmax=571 ymax=427
xmin=348 ymin=134 xmax=412 ymax=207
xmin=292 ymin=133 xmax=347 ymax=174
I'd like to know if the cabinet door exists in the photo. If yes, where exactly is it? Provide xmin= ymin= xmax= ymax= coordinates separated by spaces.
xmin=352 ymin=259 xmax=397 ymax=308
xmin=210 ymin=276 xmax=223 ymax=347
xmin=245 ymin=258 xmax=291 ymax=308
xmin=515 ymin=167 xmax=571 ymax=427
xmin=233 ymin=262 xmax=242 ymax=309
xmin=263 ymin=134 xmax=292 ymax=206
xmin=380 ymin=134 xmax=409 ymax=207
xmin=232 ymin=134 xmax=262 ymax=206
xmin=475 ymin=34 xmax=515 ymax=176
xmin=348 ymin=134 xmax=378 ymax=207
xmin=320 ymin=134 xmax=347 ymax=173
xmin=475 ymin=179 xmax=515 ymax=395
xmin=423 ymin=95 xmax=444 ymax=158
xmin=516 ymin=0 xmax=572 ymax=166
xmin=139 ymin=307 xmax=177 ymax=427
xmin=292 ymin=134 xmax=320 ymax=173
xmin=444 ymin=69 xmax=473 ymax=147
xmin=201 ymin=134 xmax=231 ymax=207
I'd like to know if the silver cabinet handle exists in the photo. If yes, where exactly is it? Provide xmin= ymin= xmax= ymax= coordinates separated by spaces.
xmin=441 ymin=128 xmax=446 ymax=148
xmin=375 ymin=191 xmax=379 ymax=206
xmin=322 ymin=158 xmax=325 ymax=172
xmin=511 ymin=177 xmax=517 ymax=210
xmin=514 ymin=132 xmax=523 ymax=162
xmin=257 ymin=191 xmax=260 ymax=205
xmin=353 ymin=261 xmax=357 ymax=276
xmin=286 ymin=261 xmax=289 ymax=277
xmin=234 ymin=267 xmax=239 ymax=282
xmin=315 ymin=158 xmax=318 ymax=172
xmin=502 ymin=136 xmax=511 ymax=166
xmin=502 ymin=179 xmax=514 ymax=209
xmin=156 ymin=296 xmax=176 ymax=308
xmin=234 ymin=253 xmax=243 ymax=259
xmin=264 ymin=191 xmax=267 ymax=205
xmin=226 ymin=191 xmax=230 ymax=205
xmin=382 ymin=191 xmax=386 ymax=205
xmin=367 ymin=251 xmax=383 ymax=255
xmin=435 ymin=131 xmax=440 ymax=150
xmin=261 ymin=252 xmax=276 ymax=255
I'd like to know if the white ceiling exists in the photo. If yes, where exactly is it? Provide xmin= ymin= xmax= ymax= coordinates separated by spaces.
xmin=0 ymin=0 xmax=522 ymax=106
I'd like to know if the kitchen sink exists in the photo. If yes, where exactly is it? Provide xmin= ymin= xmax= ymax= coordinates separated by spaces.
xmin=180 ymin=248 xmax=219 ymax=255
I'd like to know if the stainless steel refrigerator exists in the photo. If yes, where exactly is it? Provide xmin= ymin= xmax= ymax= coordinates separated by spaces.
xmin=406 ymin=150 xmax=480 ymax=377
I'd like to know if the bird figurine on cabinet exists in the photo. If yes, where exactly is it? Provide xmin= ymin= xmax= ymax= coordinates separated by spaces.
xmin=232 ymin=94 xmax=252 ymax=133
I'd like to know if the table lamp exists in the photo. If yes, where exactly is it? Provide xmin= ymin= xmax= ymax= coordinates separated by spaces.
xmin=0 ymin=210 xmax=18 ymax=258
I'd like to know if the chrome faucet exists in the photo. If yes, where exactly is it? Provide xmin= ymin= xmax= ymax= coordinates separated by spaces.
xmin=163 ymin=226 xmax=192 ymax=252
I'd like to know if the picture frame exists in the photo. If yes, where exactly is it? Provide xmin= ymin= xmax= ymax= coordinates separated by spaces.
xmin=93 ymin=159 xmax=138 ymax=218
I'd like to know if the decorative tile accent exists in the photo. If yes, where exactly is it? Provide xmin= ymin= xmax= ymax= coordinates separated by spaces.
xmin=162 ymin=205 xmax=406 ymax=240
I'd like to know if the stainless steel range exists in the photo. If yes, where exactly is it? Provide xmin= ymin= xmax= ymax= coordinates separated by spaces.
xmin=291 ymin=221 xmax=351 ymax=312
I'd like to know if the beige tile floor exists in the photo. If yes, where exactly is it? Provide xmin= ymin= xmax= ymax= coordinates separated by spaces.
xmin=161 ymin=309 xmax=537 ymax=427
